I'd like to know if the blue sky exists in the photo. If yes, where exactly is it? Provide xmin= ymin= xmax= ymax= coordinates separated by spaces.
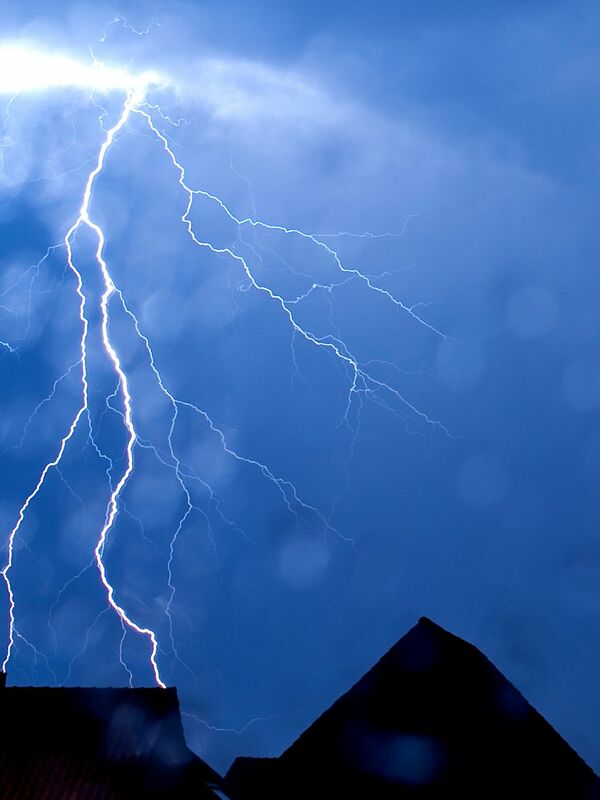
xmin=1 ymin=0 xmax=600 ymax=775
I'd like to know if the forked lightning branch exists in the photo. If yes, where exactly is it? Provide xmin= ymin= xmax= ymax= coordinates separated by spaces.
xmin=0 ymin=41 xmax=446 ymax=688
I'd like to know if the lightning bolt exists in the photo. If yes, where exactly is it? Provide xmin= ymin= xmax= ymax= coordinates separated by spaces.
xmin=1 ymin=88 xmax=167 ymax=686
xmin=0 ymin=40 xmax=449 ymax=700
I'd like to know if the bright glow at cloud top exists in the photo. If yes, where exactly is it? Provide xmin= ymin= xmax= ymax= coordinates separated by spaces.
xmin=0 ymin=42 xmax=161 ymax=95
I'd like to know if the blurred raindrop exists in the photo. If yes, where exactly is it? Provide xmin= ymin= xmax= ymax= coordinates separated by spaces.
xmin=364 ymin=732 xmax=446 ymax=785
xmin=507 ymin=285 xmax=558 ymax=339
xmin=278 ymin=534 xmax=330 ymax=589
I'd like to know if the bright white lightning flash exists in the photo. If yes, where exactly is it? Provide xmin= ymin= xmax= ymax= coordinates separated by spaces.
xmin=0 ymin=43 xmax=160 ymax=95
xmin=0 ymin=41 xmax=448 ymax=692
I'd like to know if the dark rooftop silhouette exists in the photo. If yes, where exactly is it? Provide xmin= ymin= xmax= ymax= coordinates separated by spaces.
xmin=0 ymin=676 xmax=226 ymax=798
xmin=1 ymin=618 xmax=598 ymax=798
xmin=226 ymin=617 xmax=600 ymax=798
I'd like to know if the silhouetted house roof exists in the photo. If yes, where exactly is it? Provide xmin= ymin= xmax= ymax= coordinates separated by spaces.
xmin=0 ymin=674 xmax=227 ymax=799
xmin=226 ymin=617 xmax=600 ymax=798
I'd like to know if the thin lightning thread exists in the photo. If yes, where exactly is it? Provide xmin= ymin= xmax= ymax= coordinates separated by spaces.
xmin=182 ymin=711 xmax=278 ymax=736
xmin=0 ymin=93 xmax=17 ymax=187
xmin=0 ymin=189 xmax=93 ymax=673
xmin=14 ymin=629 xmax=58 ymax=685
xmin=62 ymin=608 xmax=110 ymax=687
xmin=100 ymin=16 xmax=163 ymax=44
xmin=183 ymin=188 xmax=445 ymax=340
xmin=0 ymin=274 xmax=88 ymax=672
xmin=0 ymin=243 xmax=65 ymax=352
xmin=9 ymin=359 xmax=82 ymax=451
